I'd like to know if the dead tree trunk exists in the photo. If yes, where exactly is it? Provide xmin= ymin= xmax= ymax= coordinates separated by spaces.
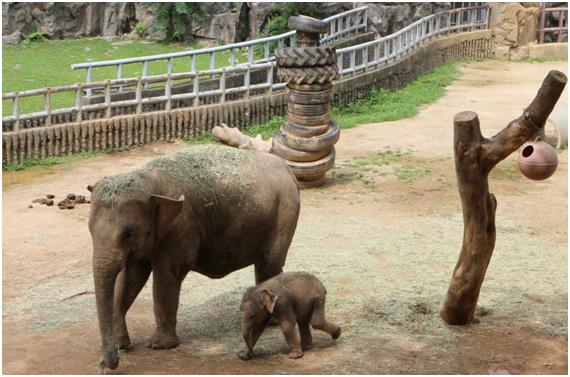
xmin=212 ymin=123 xmax=273 ymax=153
xmin=441 ymin=70 xmax=567 ymax=325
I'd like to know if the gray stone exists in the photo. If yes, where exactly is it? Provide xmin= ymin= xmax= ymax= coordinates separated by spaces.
xmin=2 ymin=30 xmax=21 ymax=45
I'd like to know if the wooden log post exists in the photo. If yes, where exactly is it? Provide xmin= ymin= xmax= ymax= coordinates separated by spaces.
xmin=440 ymin=70 xmax=567 ymax=325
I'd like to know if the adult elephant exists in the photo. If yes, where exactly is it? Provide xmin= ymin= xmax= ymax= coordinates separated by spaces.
xmin=88 ymin=144 xmax=300 ymax=370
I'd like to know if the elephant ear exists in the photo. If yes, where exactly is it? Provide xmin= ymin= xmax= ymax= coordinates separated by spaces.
xmin=260 ymin=290 xmax=279 ymax=314
xmin=150 ymin=194 xmax=184 ymax=239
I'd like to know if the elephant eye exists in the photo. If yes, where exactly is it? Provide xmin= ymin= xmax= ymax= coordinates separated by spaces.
xmin=121 ymin=226 xmax=135 ymax=242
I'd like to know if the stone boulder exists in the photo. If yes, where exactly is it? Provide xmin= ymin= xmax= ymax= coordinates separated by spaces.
xmin=2 ymin=30 xmax=21 ymax=45
xmin=490 ymin=2 xmax=540 ymax=47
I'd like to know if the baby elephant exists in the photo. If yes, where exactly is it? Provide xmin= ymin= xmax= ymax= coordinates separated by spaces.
xmin=238 ymin=272 xmax=341 ymax=360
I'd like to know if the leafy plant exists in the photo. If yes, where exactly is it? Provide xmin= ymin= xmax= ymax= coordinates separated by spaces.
xmin=134 ymin=21 xmax=147 ymax=39
xmin=260 ymin=3 xmax=319 ymax=38
xmin=255 ymin=3 xmax=320 ymax=56
xmin=142 ymin=3 xmax=205 ymax=42
xmin=22 ymin=26 xmax=48 ymax=44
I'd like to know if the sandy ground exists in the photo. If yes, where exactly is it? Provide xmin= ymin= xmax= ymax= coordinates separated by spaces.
xmin=2 ymin=60 xmax=568 ymax=374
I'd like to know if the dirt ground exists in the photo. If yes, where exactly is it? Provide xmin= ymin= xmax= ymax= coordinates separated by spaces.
xmin=2 ymin=60 xmax=568 ymax=374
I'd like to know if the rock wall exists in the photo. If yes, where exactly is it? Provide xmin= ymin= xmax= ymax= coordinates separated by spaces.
xmin=489 ymin=2 xmax=541 ymax=60
xmin=3 ymin=2 xmax=452 ymax=45
xmin=355 ymin=2 xmax=450 ymax=36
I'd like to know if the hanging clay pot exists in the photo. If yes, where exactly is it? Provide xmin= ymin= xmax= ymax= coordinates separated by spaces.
xmin=516 ymin=137 xmax=558 ymax=180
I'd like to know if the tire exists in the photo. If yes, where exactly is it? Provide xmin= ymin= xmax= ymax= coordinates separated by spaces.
xmin=286 ymin=87 xmax=332 ymax=104
xmin=278 ymin=65 xmax=338 ymax=85
xmin=287 ymin=111 xmax=331 ymax=127
xmin=276 ymin=47 xmax=336 ymax=67
xmin=288 ymin=82 xmax=332 ymax=92
xmin=288 ymin=15 xmax=329 ymax=34
xmin=272 ymin=134 xmax=331 ymax=162
xmin=288 ymin=102 xmax=330 ymax=117
xmin=285 ymin=148 xmax=336 ymax=180
xmin=283 ymin=121 xmax=330 ymax=137
xmin=279 ymin=121 xmax=340 ymax=152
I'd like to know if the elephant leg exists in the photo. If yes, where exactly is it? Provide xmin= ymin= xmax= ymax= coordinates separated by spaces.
xmin=310 ymin=297 xmax=341 ymax=339
xmin=254 ymin=199 xmax=299 ymax=284
xmin=299 ymin=321 xmax=313 ymax=351
xmin=113 ymin=259 xmax=152 ymax=349
xmin=150 ymin=267 xmax=186 ymax=349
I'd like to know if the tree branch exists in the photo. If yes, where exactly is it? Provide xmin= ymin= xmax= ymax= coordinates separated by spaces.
xmin=484 ymin=70 xmax=567 ymax=168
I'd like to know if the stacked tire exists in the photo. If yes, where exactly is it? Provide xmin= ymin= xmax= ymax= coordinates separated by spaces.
xmin=274 ymin=46 xmax=340 ymax=186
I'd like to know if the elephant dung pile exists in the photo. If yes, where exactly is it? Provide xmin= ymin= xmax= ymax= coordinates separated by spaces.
xmin=30 ymin=193 xmax=90 ymax=209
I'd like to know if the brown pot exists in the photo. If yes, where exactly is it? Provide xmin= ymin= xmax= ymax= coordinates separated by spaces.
xmin=516 ymin=139 xmax=558 ymax=181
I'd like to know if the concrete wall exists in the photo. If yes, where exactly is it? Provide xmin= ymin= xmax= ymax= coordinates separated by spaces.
xmin=2 ymin=30 xmax=493 ymax=164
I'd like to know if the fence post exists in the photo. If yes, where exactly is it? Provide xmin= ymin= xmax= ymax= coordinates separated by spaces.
xmin=245 ymin=66 xmax=251 ymax=99
xmin=193 ymin=74 xmax=200 ymax=107
xmin=247 ymin=46 xmax=254 ymax=64
xmin=143 ymin=60 xmax=149 ymax=89
xmin=117 ymin=63 xmax=123 ymax=92
xmin=268 ymin=64 xmax=274 ymax=93
xmin=45 ymin=88 xmax=52 ymax=126
xmin=220 ymin=70 xmax=226 ymax=104
xmin=165 ymin=74 xmax=172 ymax=110
xmin=105 ymin=80 xmax=112 ymax=118
xmin=264 ymin=42 xmax=270 ymax=62
xmin=13 ymin=93 xmax=20 ymax=132
xmin=75 ymin=84 xmax=83 ymax=122
xmin=230 ymin=48 xmax=236 ymax=66
xmin=136 ymin=78 xmax=143 ymax=114
xmin=86 ymin=67 xmax=93 ymax=97
xmin=558 ymin=9 xmax=565 ymax=42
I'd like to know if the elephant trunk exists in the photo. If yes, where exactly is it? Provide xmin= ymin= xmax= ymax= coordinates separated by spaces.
xmin=93 ymin=250 xmax=122 ymax=370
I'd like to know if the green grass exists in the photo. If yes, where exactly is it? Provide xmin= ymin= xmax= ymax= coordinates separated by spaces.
xmin=333 ymin=61 xmax=460 ymax=129
xmin=332 ymin=148 xmax=432 ymax=186
xmin=2 ymin=150 xmax=103 ymax=172
xmin=2 ymin=38 xmax=249 ymax=116
xmin=183 ymin=116 xmax=285 ymax=145
xmin=520 ymin=55 xmax=567 ymax=63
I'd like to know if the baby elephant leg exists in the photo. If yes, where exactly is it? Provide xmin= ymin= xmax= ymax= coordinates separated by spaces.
xmin=310 ymin=298 xmax=341 ymax=340
xmin=299 ymin=321 xmax=313 ymax=351
xmin=281 ymin=321 xmax=304 ymax=359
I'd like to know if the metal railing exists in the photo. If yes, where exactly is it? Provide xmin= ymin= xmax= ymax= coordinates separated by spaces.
xmin=538 ymin=4 xmax=568 ymax=43
xmin=3 ymin=63 xmax=282 ymax=131
xmin=71 ymin=6 xmax=368 ymax=96
xmin=2 ymin=5 xmax=490 ymax=132
xmin=336 ymin=6 xmax=488 ymax=78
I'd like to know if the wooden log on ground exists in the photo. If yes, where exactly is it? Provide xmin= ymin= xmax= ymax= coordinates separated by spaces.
xmin=440 ymin=70 xmax=567 ymax=325
xmin=212 ymin=123 xmax=272 ymax=153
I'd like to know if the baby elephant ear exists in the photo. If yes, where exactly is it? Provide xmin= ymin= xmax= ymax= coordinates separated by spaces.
xmin=260 ymin=290 xmax=278 ymax=314
xmin=150 ymin=194 xmax=184 ymax=239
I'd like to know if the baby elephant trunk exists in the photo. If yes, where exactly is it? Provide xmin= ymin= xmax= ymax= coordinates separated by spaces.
xmin=244 ymin=317 xmax=271 ymax=353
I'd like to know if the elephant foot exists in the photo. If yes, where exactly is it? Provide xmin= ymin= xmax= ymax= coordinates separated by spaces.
xmin=149 ymin=332 xmax=179 ymax=349
xmin=331 ymin=326 xmax=341 ymax=340
xmin=302 ymin=342 xmax=313 ymax=351
xmin=288 ymin=350 xmax=304 ymax=359
xmin=117 ymin=334 xmax=132 ymax=350
xmin=237 ymin=350 xmax=253 ymax=361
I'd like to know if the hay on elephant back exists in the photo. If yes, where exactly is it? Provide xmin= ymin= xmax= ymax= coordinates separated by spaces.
xmin=91 ymin=145 xmax=262 ymax=206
